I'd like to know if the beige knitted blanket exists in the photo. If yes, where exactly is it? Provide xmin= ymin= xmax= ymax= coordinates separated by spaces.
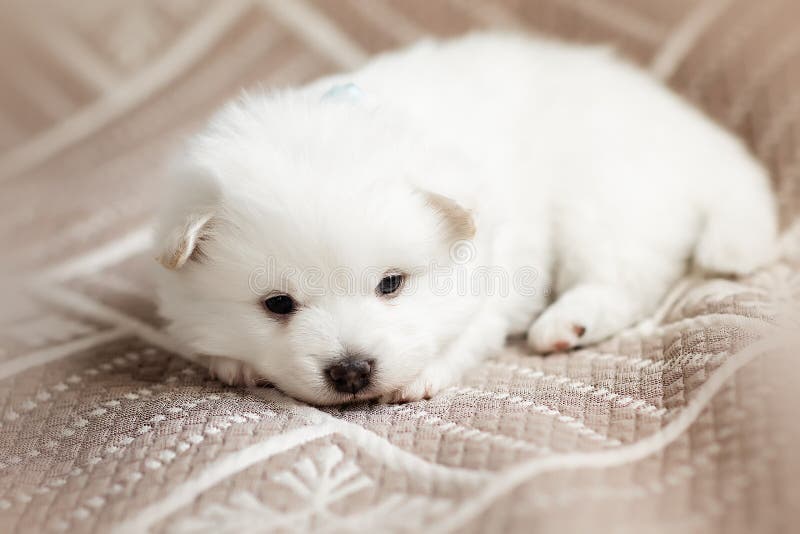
xmin=1 ymin=1 xmax=799 ymax=532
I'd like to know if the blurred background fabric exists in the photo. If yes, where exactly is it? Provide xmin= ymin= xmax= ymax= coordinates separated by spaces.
xmin=0 ymin=1 xmax=798 ymax=532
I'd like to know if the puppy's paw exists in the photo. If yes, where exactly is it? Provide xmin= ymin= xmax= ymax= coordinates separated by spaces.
xmin=694 ymin=223 xmax=777 ymax=275
xmin=527 ymin=284 xmax=638 ymax=353
xmin=380 ymin=364 xmax=456 ymax=404
xmin=208 ymin=356 xmax=265 ymax=387
xmin=694 ymin=202 xmax=777 ymax=275
xmin=527 ymin=316 xmax=586 ymax=353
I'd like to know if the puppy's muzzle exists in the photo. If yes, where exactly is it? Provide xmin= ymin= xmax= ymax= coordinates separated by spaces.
xmin=326 ymin=358 xmax=374 ymax=394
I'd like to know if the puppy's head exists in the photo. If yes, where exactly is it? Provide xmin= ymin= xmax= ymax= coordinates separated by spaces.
xmin=154 ymin=92 xmax=479 ymax=404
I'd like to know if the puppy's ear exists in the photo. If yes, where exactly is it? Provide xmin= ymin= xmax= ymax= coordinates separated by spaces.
xmin=156 ymin=166 xmax=221 ymax=271
xmin=158 ymin=211 xmax=215 ymax=270
xmin=421 ymin=190 xmax=476 ymax=241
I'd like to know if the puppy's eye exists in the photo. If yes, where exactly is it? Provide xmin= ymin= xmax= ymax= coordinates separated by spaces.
xmin=377 ymin=273 xmax=404 ymax=296
xmin=263 ymin=294 xmax=295 ymax=315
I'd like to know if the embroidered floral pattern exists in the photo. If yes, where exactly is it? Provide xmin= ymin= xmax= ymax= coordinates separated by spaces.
xmin=172 ymin=444 xmax=452 ymax=533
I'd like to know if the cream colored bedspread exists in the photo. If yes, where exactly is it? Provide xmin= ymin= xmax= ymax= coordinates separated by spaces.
xmin=0 ymin=1 xmax=799 ymax=532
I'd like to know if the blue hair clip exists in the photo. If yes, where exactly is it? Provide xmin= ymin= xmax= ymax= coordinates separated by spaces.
xmin=321 ymin=82 xmax=366 ymax=104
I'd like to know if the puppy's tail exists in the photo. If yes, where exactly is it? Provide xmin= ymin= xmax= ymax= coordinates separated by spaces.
xmin=693 ymin=156 xmax=779 ymax=275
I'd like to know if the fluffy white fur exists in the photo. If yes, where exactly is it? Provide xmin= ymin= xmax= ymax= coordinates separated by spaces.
xmin=154 ymin=34 xmax=777 ymax=405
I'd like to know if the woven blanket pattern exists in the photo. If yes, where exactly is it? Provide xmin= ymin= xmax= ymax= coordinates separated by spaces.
xmin=0 ymin=1 xmax=799 ymax=532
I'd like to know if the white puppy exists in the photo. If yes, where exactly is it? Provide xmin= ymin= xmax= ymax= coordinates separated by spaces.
xmin=154 ymin=34 xmax=777 ymax=405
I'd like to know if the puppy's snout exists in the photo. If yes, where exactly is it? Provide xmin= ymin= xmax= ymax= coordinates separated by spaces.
xmin=326 ymin=358 xmax=373 ymax=394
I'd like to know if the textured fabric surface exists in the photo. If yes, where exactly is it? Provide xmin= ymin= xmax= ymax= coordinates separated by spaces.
xmin=1 ymin=1 xmax=799 ymax=532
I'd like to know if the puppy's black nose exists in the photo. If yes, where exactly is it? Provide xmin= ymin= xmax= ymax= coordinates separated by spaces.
xmin=326 ymin=359 xmax=373 ymax=394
